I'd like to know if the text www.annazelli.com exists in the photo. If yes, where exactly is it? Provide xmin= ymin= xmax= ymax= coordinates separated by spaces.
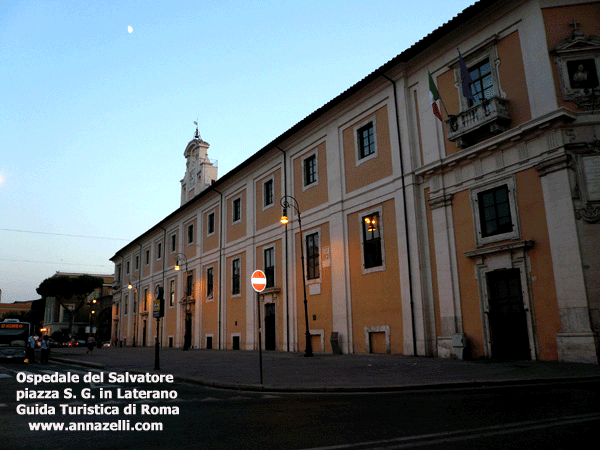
xmin=28 ymin=420 xmax=163 ymax=431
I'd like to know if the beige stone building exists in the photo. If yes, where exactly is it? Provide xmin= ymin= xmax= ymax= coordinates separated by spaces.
xmin=111 ymin=0 xmax=600 ymax=363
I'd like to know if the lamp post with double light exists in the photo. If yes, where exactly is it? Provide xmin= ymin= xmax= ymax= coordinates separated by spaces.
xmin=280 ymin=195 xmax=313 ymax=357
xmin=174 ymin=253 xmax=192 ymax=351
xmin=88 ymin=298 xmax=98 ymax=338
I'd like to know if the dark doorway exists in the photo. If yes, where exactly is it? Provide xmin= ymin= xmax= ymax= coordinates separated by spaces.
xmin=206 ymin=336 xmax=213 ymax=349
xmin=487 ymin=269 xmax=530 ymax=360
xmin=184 ymin=313 xmax=192 ymax=350
xmin=232 ymin=335 xmax=240 ymax=350
xmin=264 ymin=303 xmax=276 ymax=351
xmin=142 ymin=320 xmax=147 ymax=347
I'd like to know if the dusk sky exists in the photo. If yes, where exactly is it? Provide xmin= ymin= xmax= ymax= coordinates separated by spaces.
xmin=1 ymin=0 xmax=474 ymax=303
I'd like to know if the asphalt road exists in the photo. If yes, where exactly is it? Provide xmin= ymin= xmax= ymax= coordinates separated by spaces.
xmin=1 ymin=360 xmax=599 ymax=449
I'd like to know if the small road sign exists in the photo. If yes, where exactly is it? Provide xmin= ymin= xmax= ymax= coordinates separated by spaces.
xmin=251 ymin=270 xmax=267 ymax=292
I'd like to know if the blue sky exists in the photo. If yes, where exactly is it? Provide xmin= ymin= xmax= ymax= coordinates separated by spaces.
xmin=0 ymin=0 xmax=474 ymax=303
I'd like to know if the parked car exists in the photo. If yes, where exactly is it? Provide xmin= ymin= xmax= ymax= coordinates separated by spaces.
xmin=67 ymin=339 xmax=86 ymax=347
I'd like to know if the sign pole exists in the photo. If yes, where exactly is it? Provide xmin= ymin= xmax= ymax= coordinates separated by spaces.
xmin=251 ymin=270 xmax=267 ymax=386
xmin=257 ymin=291 xmax=263 ymax=385
xmin=155 ymin=317 xmax=160 ymax=370
xmin=154 ymin=285 xmax=164 ymax=371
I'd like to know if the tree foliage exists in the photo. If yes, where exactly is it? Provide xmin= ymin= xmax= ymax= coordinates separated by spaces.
xmin=36 ymin=274 xmax=104 ymax=334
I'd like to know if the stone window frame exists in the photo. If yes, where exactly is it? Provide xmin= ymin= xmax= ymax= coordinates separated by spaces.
xmin=263 ymin=245 xmax=276 ymax=289
xmin=358 ymin=205 xmax=386 ymax=275
xmin=232 ymin=197 xmax=242 ymax=225
xmin=207 ymin=211 xmax=216 ymax=237
xmin=364 ymin=325 xmax=391 ymax=354
xmin=205 ymin=265 xmax=215 ymax=302
xmin=303 ymin=228 xmax=322 ymax=284
xmin=169 ymin=278 xmax=176 ymax=308
xmin=470 ymin=175 xmax=521 ymax=247
xmin=231 ymin=257 xmax=241 ymax=297
xmin=453 ymin=42 xmax=506 ymax=113
xmin=302 ymin=149 xmax=319 ymax=191
xmin=354 ymin=116 xmax=378 ymax=166
xmin=262 ymin=176 xmax=275 ymax=210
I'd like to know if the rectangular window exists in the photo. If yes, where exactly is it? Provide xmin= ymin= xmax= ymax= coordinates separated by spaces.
xmin=145 ymin=250 xmax=150 ymax=266
xmin=357 ymin=122 xmax=375 ymax=159
xmin=232 ymin=258 xmax=240 ymax=295
xmin=115 ymin=302 xmax=119 ymax=316
xmin=233 ymin=198 xmax=241 ymax=223
xmin=477 ymin=185 xmax=512 ymax=238
xmin=468 ymin=59 xmax=494 ymax=107
xmin=171 ymin=234 xmax=176 ymax=252
xmin=264 ymin=179 xmax=274 ymax=207
xmin=117 ymin=264 xmax=121 ymax=282
xmin=126 ymin=261 xmax=130 ymax=275
xmin=124 ymin=295 xmax=128 ymax=315
xmin=187 ymin=224 xmax=194 ymax=244
xmin=206 ymin=267 xmax=214 ymax=298
xmin=135 ymin=255 xmax=139 ymax=270
xmin=143 ymin=289 xmax=148 ymax=311
xmin=304 ymin=154 xmax=317 ymax=186
xmin=157 ymin=242 xmax=162 ymax=260
xmin=362 ymin=213 xmax=382 ymax=269
xmin=186 ymin=272 xmax=194 ymax=297
xmin=306 ymin=233 xmax=320 ymax=280
xmin=264 ymin=247 xmax=275 ymax=288
xmin=169 ymin=279 xmax=175 ymax=307
xmin=208 ymin=212 xmax=215 ymax=235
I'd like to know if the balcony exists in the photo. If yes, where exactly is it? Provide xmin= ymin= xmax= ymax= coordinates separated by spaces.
xmin=445 ymin=96 xmax=511 ymax=149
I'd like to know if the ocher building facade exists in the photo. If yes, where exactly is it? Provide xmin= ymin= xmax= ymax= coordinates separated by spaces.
xmin=111 ymin=0 xmax=600 ymax=364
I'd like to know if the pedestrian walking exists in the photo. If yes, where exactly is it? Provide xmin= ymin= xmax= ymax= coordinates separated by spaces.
xmin=87 ymin=336 xmax=95 ymax=355
xmin=27 ymin=334 xmax=36 ymax=363
xmin=40 ymin=335 xmax=50 ymax=363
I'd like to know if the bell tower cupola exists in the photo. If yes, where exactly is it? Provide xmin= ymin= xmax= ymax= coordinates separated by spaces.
xmin=180 ymin=123 xmax=218 ymax=205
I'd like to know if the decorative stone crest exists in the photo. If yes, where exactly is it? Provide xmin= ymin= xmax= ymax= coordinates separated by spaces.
xmin=575 ymin=205 xmax=600 ymax=223
xmin=551 ymin=20 xmax=600 ymax=111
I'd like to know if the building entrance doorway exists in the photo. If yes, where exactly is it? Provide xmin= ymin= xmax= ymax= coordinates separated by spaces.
xmin=487 ymin=269 xmax=530 ymax=360
xmin=142 ymin=320 xmax=147 ymax=347
xmin=264 ymin=303 xmax=276 ymax=351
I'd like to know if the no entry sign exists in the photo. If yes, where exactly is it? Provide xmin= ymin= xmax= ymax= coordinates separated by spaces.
xmin=251 ymin=270 xmax=267 ymax=292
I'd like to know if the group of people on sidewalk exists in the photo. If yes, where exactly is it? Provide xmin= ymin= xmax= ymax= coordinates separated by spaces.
xmin=26 ymin=334 xmax=50 ymax=363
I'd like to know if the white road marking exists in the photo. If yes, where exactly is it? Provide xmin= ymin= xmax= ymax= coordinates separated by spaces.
xmin=297 ymin=413 xmax=600 ymax=450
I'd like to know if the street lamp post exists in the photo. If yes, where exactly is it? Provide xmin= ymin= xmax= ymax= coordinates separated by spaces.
xmin=280 ymin=195 xmax=313 ymax=357
xmin=127 ymin=279 xmax=139 ymax=347
xmin=88 ymin=298 xmax=98 ymax=337
xmin=174 ymin=253 xmax=192 ymax=351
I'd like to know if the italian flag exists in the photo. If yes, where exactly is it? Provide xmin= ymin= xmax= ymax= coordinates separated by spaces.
xmin=428 ymin=71 xmax=442 ymax=121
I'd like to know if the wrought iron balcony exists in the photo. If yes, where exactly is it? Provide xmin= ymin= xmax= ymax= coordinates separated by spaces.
xmin=445 ymin=96 xmax=511 ymax=148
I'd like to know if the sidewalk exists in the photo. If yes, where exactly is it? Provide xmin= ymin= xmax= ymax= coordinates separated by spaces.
xmin=49 ymin=346 xmax=600 ymax=392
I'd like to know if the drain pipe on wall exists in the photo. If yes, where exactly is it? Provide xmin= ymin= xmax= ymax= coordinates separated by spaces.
xmin=379 ymin=71 xmax=418 ymax=357
xmin=275 ymin=145 xmax=290 ymax=352
xmin=212 ymin=187 xmax=224 ymax=350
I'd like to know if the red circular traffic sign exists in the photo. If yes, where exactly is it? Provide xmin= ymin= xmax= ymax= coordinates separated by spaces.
xmin=251 ymin=270 xmax=267 ymax=292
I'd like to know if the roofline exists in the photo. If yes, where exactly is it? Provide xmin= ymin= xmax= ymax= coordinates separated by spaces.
xmin=111 ymin=0 xmax=500 ymax=261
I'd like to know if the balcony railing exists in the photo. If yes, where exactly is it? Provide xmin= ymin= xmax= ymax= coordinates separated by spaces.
xmin=445 ymin=96 xmax=511 ymax=148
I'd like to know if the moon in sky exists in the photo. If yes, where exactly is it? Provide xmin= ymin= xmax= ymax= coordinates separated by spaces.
xmin=127 ymin=25 xmax=133 ymax=33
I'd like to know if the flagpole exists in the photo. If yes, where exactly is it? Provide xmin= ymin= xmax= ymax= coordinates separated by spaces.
xmin=438 ymin=92 xmax=450 ymax=118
